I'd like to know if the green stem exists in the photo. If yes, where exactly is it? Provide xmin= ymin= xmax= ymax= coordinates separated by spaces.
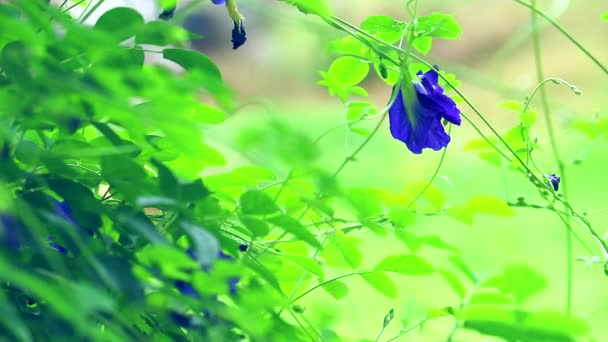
xmin=291 ymin=270 xmax=374 ymax=303
xmin=405 ymin=126 xmax=450 ymax=209
xmin=530 ymin=0 xmax=572 ymax=316
xmin=385 ymin=318 xmax=430 ymax=342
xmin=78 ymin=0 xmax=105 ymax=23
xmin=513 ymin=0 xmax=608 ymax=75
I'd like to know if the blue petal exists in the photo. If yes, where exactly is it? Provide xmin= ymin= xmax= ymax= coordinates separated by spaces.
xmin=211 ymin=0 xmax=226 ymax=4
xmin=175 ymin=280 xmax=200 ymax=299
xmin=231 ymin=22 xmax=247 ymax=49
xmin=0 ymin=214 xmax=22 ymax=249
xmin=547 ymin=174 xmax=560 ymax=191
xmin=49 ymin=243 xmax=67 ymax=254
xmin=388 ymin=68 xmax=461 ymax=154
xmin=170 ymin=312 xmax=192 ymax=327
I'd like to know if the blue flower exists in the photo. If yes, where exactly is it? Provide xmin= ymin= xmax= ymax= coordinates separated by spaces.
xmin=231 ymin=22 xmax=246 ymax=50
xmin=211 ymin=0 xmax=226 ymax=4
xmin=53 ymin=200 xmax=78 ymax=227
xmin=170 ymin=312 xmax=193 ymax=328
xmin=388 ymin=67 xmax=461 ymax=154
xmin=47 ymin=236 xmax=68 ymax=255
xmin=0 ymin=214 xmax=22 ymax=249
xmin=175 ymin=280 xmax=200 ymax=299
xmin=547 ymin=173 xmax=560 ymax=191
xmin=175 ymin=249 xmax=241 ymax=298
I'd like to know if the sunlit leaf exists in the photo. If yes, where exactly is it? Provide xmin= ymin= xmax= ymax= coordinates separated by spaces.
xmin=329 ymin=228 xmax=362 ymax=269
xmin=374 ymin=254 xmax=435 ymax=275
xmin=320 ymin=279 xmax=349 ymax=300
xmin=359 ymin=271 xmax=398 ymax=299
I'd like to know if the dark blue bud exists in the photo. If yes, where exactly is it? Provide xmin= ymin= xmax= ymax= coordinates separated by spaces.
xmin=48 ymin=236 xmax=68 ymax=254
xmin=175 ymin=280 xmax=200 ymax=299
xmin=231 ymin=22 xmax=246 ymax=50
xmin=170 ymin=312 xmax=192 ymax=327
xmin=0 ymin=214 xmax=21 ymax=249
xmin=547 ymin=174 xmax=560 ymax=191
xmin=158 ymin=6 xmax=175 ymax=20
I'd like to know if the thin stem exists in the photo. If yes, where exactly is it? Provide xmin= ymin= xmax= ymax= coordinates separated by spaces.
xmin=291 ymin=270 xmax=374 ymax=303
xmin=79 ymin=0 xmax=105 ymax=23
xmin=404 ymin=126 xmax=450 ymax=209
xmin=513 ymin=0 xmax=608 ymax=75
xmin=277 ymin=234 xmax=331 ymax=315
xmin=530 ymin=0 xmax=572 ymax=316
xmin=384 ymin=318 xmax=430 ymax=342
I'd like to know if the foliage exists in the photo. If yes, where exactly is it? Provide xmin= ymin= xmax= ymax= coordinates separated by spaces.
xmin=0 ymin=0 xmax=607 ymax=341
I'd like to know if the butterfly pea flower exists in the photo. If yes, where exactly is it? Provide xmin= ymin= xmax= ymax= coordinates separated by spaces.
xmin=547 ymin=173 xmax=560 ymax=191
xmin=388 ymin=67 xmax=461 ymax=154
xmin=176 ymin=249 xmax=241 ymax=298
xmin=47 ymin=236 xmax=68 ymax=255
xmin=175 ymin=280 xmax=200 ymax=299
xmin=226 ymin=0 xmax=247 ymax=49
xmin=47 ymin=199 xmax=93 ymax=254
xmin=170 ymin=311 xmax=193 ymax=328
xmin=0 ymin=214 xmax=22 ymax=249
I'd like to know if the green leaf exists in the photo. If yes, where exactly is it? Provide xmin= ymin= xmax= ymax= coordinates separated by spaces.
xmin=360 ymin=15 xmax=405 ymax=43
xmin=517 ymin=109 xmax=538 ymax=127
xmin=329 ymin=229 xmax=362 ymax=269
xmin=194 ymin=104 xmax=227 ymax=124
xmin=15 ymin=139 xmax=42 ymax=165
xmin=416 ymin=13 xmax=462 ymax=40
xmin=163 ymin=48 xmax=222 ymax=82
xmin=101 ymin=155 xmax=149 ymax=199
xmin=448 ymin=255 xmax=478 ymax=283
xmin=374 ymin=254 xmax=435 ymax=275
xmin=94 ymin=7 xmax=144 ymax=42
xmin=412 ymin=36 xmax=433 ymax=54
xmin=445 ymin=206 xmax=473 ymax=224
xmin=240 ymin=190 xmax=280 ymax=215
xmin=439 ymin=269 xmax=466 ymax=299
xmin=484 ymin=264 xmax=546 ymax=303
xmin=162 ymin=48 xmax=219 ymax=76
xmin=205 ymin=166 xmax=276 ymax=189
xmin=181 ymin=221 xmax=219 ymax=266
xmin=268 ymin=215 xmax=322 ymax=248
xmin=498 ymin=100 xmax=524 ymax=112
xmin=388 ymin=208 xmax=416 ymax=228
xmin=464 ymin=195 xmax=516 ymax=217
xmin=239 ymin=215 xmax=270 ymax=237
xmin=321 ymin=279 xmax=349 ymax=300
xmin=319 ymin=57 xmax=370 ymax=101
xmin=359 ymin=271 xmax=397 ymax=299
xmin=347 ymin=187 xmax=382 ymax=218
xmin=418 ymin=235 xmax=460 ymax=253
xmin=283 ymin=255 xmax=324 ymax=277
xmin=462 ymin=306 xmax=590 ymax=341
xmin=346 ymin=101 xmax=376 ymax=121
xmin=327 ymin=57 xmax=369 ymax=86
xmin=151 ymin=159 xmax=179 ymax=199
xmin=276 ymin=0 xmax=331 ymax=17
xmin=180 ymin=179 xmax=210 ymax=202
xmin=403 ymin=180 xmax=445 ymax=210
xmin=136 ymin=20 xmax=195 ymax=46
xmin=393 ymin=229 xmax=423 ymax=253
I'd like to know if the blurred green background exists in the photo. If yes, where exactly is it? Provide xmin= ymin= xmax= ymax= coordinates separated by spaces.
xmin=63 ymin=0 xmax=608 ymax=340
